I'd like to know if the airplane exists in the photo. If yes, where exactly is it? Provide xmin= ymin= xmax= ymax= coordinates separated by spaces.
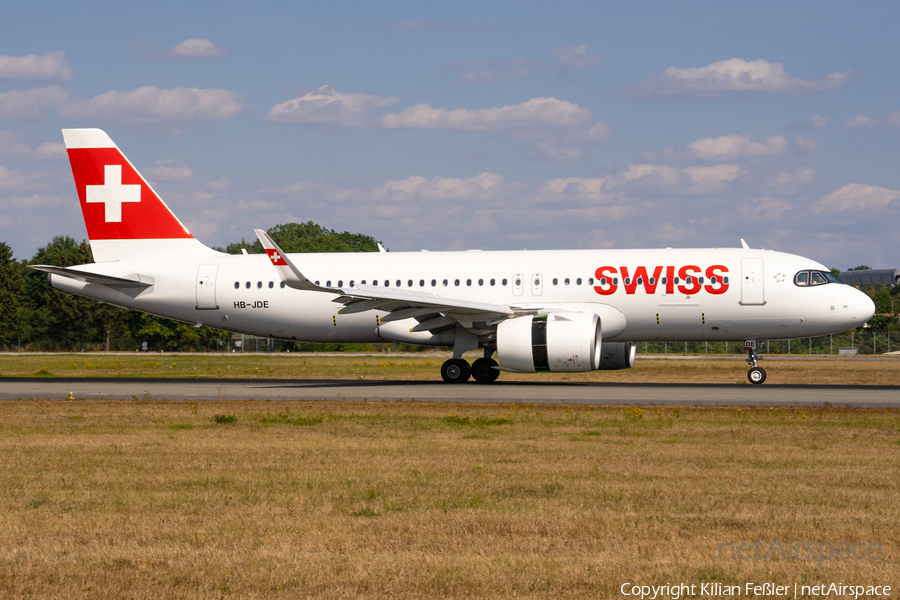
xmin=32 ymin=128 xmax=875 ymax=385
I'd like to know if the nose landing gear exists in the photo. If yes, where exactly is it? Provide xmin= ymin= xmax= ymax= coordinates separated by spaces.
xmin=745 ymin=340 xmax=766 ymax=384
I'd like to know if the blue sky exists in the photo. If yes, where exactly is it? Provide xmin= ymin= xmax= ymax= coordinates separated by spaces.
xmin=2 ymin=0 xmax=898 ymax=269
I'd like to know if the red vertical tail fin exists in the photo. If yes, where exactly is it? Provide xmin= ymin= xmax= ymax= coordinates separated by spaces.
xmin=62 ymin=129 xmax=215 ymax=262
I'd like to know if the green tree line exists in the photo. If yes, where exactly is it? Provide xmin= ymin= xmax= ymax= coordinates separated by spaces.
xmin=0 ymin=223 xmax=381 ymax=352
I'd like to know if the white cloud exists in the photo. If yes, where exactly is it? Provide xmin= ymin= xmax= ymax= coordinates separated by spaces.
xmin=0 ymin=86 xmax=70 ymax=120
xmin=605 ymin=163 xmax=744 ymax=195
xmin=811 ymin=183 xmax=900 ymax=214
xmin=0 ymin=51 xmax=73 ymax=81
xmin=381 ymin=97 xmax=608 ymax=143
xmin=59 ymin=86 xmax=246 ymax=125
xmin=840 ymin=110 xmax=900 ymax=129
xmin=793 ymin=136 xmax=818 ymax=155
xmin=266 ymin=85 xmax=398 ymax=126
xmin=143 ymin=159 xmax=193 ymax=182
xmin=767 ymin=167 xmax=815 ymax=194
xmin=686 ymin=134 xmax=787 ymax=161
xmin=169 ymin=39 xmax=227 ymax=58
xmin=0 ymin=132 xmax=66 ymax=160
xmin=535 ymin=140 xmax=581 ymax=162
xmin=378 ymin=172 xmax=505 ymax=200
xmin=550 ymin=45 xmax=604 ymax=71
xmin=445 ymin=44 xmax=602 ymax=85
xmin=450 ymin=58 xmax=540 ymax=85
xmin=625 ymin=58 xmax=850 ymax=97
xmin=205 ymin=177 xmax=232 ymax=191
xmin=0 ymin=131 xmax=32 ymax=159
xmin=739 ymin=197 xmax=792 ymax=222
xmin=0 ymin=165 xmax=41 ymax=190
xmin=811 ymin=114 xmax=829 ymax=129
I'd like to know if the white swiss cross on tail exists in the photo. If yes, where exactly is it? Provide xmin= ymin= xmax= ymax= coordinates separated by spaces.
xmin=86 ymin=164 xmax=141 ymax=223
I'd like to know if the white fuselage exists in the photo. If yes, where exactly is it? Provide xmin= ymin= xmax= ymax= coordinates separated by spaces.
xmin=51 ymin=246 xmax=873 ymax=345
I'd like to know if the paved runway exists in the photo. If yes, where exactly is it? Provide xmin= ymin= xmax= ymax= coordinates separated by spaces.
xmin=1 ymin=377 xmax=897 ymax=407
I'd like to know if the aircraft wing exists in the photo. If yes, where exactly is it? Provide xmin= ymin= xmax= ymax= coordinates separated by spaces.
xmin=30 ymin=265 xmax=152 ymax=289
xmin=254 ymin=229 xmax=515 ymax=329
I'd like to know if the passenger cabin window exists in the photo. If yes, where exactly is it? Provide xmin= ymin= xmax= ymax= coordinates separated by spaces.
xmin=338 ymin=280 xmax=343 ymax=287
xmin=269 ymin=281 xmax=274 ymax=288
xmin=576 ymin=278 xmax=582 ymax=285
xmin=502 ymin=278 xmax=508 ymax=286
xmin=396 ymin=280 xmax=401 ymax=287
xmin=245 ymin=282 xmax=251 ymax=289
xmin=431 ymin=279 xmax=436 ymax=286
xmin=419 ymin=280 xmax=425 ymax=287
xmin=326 ymin=280 xmax=331 ymax=287
xmin=466 ymin=279 xmax=472 ymax=286
xmin=408 ymin=280 xmax=413 ymax=287
xmin=454 ymin=279 xmax=460 ymax=286
xmin=280 ymin=282 xmax=286 ymax=288
xmin=443 ymin=279 xmax=448 ymax=287
xmin=552 ymin=278 xmax=558 ymax=285
xmin=257 ymin=281 xmax=262 ymax=289
xmin=490 ymin=279 xmax=495 ymax=286
xmin=478 ymin=279 xmax=483 ymax=286
xmin=234 ymin=282 xmax=239 ymax=289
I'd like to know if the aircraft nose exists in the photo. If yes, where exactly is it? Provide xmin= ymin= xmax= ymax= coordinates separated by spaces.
xmin=851 ymin=288 xmax=876 ymax=324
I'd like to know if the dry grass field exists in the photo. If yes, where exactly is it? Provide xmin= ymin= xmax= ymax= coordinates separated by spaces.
xmin=1 ymin=353 xmax=898 ymax=385
xmin=0 ymin=399 xmax=897 ymax=598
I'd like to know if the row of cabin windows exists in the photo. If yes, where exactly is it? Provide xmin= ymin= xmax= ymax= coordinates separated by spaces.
xmin=323 ymin=278 xmax=511 ymax=288
xmin=234 ymin=281 xmax=287 ymax=289
xmin=595 ymin=276 xmax=729 ymax=286
xmin=234 ymin=275 xmax=729 ymax=290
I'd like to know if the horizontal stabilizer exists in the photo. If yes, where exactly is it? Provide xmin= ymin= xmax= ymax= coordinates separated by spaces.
xmin=30 ymin=265 xmax=151 ymax=289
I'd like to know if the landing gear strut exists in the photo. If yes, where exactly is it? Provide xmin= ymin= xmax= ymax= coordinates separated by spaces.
xmin=745 ymin=340 xmax=766 ymax=384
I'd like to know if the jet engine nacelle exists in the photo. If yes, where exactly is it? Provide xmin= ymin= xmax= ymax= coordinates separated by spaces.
xmin=496 ymin=312 xmax=601 ymax=372
xmin=596 ymin=342 xmax=636 ymax=370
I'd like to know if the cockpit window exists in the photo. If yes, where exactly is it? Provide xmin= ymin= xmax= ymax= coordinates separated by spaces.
xmin=794 ymin=270 xmax=841 ymax=287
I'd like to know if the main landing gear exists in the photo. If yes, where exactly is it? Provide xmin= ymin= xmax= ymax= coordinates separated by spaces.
xmin=745 ymin=340 xmax=766 ymax=384
xmin=440 ymin=351 xmax=500 ymax=384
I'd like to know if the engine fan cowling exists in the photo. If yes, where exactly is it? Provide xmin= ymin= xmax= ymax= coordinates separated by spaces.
xmin=496 ymin=312 xmax=601 ymax=372
xmin=596 ymin=342 xmax=636 ymax=370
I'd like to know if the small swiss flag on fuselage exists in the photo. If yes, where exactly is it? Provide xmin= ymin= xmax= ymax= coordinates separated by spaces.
xmin=265 ymin=249 xmax=287 ymax=266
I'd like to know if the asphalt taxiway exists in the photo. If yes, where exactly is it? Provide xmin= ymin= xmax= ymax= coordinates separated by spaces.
xmin=1 ymin=377 xmax=897 ymax=407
